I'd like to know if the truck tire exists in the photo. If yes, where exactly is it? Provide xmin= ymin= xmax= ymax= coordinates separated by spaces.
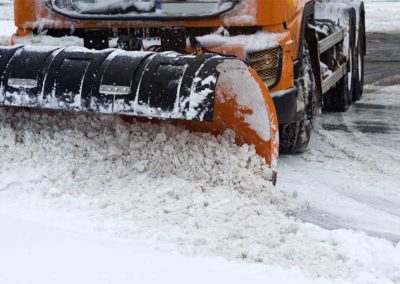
xmin=280 ymin=45 xmax=316 ymax=154
xmin=353 ymin=6 xmax=365 ymax=101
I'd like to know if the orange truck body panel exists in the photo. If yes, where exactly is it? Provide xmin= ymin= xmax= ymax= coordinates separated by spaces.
xmin=14 ymin=0 xmax=309 ymax=60
xmin=12 ymin=0 xmax=311 ymax=94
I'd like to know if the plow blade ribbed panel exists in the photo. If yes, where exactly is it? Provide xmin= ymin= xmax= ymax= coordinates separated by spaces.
xmin=0 ymin=45 xmax=224 ymax=121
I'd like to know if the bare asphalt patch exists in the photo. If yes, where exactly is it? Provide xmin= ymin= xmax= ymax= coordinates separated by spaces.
xmin=365 ymin=33 xmax=400 ymax=85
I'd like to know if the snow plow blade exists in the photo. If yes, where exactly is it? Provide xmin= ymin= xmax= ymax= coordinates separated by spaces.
xmin=0 ymin=45 xmax=278 ymax=176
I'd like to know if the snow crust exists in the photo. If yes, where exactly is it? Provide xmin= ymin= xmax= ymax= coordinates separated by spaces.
xmin=48 ymin=0 xmax=234 ymax=19
xmin=15 ymin=34 xmax=84 ymax=46
xmin=75 ymin=0 xmax=156 ymax=13
xmin=196 ymin=31 xmax=284 ymax=54
xmin=73 ymin=0 xmax=230 ymax=16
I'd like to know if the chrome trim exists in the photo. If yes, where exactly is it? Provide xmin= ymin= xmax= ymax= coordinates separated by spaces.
xmin=99 ymin=85 xmax=131 ymax=95
xmin=7 ymin=78 xmax=38 ymax=89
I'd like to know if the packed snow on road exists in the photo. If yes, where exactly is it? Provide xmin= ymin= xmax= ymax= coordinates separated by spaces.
xmin=0 ymin=1 xmax=400 ymax=284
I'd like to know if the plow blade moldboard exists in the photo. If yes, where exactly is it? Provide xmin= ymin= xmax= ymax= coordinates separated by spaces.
xmin=0 ymin=45 xmax=279 ymax=175
xmin=0 ymin=45 xmax=219 ymax=121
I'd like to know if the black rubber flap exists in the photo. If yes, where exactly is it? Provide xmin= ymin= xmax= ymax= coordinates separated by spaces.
xmin=0 ymin=45 xmax=225 ymax=121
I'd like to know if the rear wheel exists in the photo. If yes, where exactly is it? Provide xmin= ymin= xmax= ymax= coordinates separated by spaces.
xmin=280 ymin=45 xmax=316 ymax=154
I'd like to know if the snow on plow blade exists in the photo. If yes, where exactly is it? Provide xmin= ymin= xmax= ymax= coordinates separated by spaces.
xmin=0 ymin=45 xmax=278 ymax=174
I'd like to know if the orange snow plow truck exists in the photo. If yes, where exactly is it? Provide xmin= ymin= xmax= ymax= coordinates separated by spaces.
xmin=0 ymin=0 xmax=365 ymax=182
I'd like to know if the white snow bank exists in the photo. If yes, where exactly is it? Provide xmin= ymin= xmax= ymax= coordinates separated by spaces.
xmin=0 ymin=108 xmax=399 ymax=283
xmin=0 ymin=1 xmax=13 ymax=21
xmin=0 ymin=0 xmax=15 ymax=45
xmin=0 ymin=20 xmax=15 ymax=45
xmin=0 ymin=213 xmax=360 ymax=284
xmin=316 ymin=0 xmax=400 ymax=34
xmin=365 ymin=1 xmax=400 ymax=33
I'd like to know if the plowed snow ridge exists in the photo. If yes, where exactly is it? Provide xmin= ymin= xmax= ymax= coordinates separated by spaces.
xmin=0 ymin=108 xmax=399 ymax=283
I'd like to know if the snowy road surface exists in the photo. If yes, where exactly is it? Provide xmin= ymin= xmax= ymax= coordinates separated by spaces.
xmin=1 ymin=1 xmax=400 ymax=284
xmin=277 ymin=15 xmax=400 ymax=243
xmin=2 ymin=214 xmax=320 ymax=284
xmin=364 ymin=33 xmax=400 ymax=85
xmin=278 ymin=85 xmax=400 ymax=243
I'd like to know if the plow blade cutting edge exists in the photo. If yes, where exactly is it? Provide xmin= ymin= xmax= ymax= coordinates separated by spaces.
xmin=0 ymin=45 xmax=279 ymax=178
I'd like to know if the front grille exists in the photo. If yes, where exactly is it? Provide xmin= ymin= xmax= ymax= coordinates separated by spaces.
xmin=247 ymin=47 xmax=282 ymax=88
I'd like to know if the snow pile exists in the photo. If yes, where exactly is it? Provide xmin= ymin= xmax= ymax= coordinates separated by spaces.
xmin=0 ymin=108 xmax=399 ymax=283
